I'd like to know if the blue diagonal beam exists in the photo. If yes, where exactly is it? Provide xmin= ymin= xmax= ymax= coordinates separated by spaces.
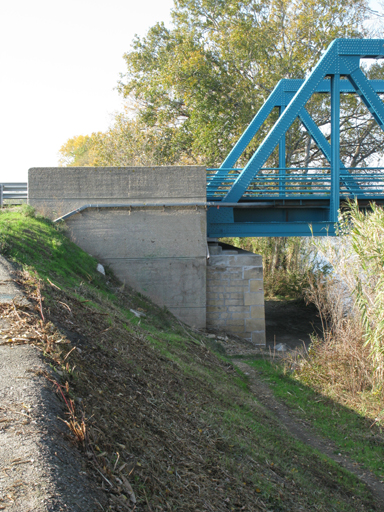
xmin=215 ymin=77 xmax=384 ymax=182
xmin=298 ymin=108 xmax=357 ymax=191
xmin=206 ymin=86 xmax=282 ymax=193
xmin=223 ymin=43 xmax=338 ymax=203
xmin=220 ymin=85 xmax=282 ymax=170
xmin=223 ymin=39 xmax=384 ymax=203
xmin=347 ymin=66 xmax=384 ymax=130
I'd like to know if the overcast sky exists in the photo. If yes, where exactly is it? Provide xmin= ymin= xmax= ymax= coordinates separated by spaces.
xmin=1 ymin=0 xmax=383 ymax=183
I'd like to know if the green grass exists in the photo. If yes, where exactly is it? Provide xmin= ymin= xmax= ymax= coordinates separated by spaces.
xmin=246 ymin=358 xmax=384 ymax=479
xmin=0 ymin=206 xmax=106 ymax=288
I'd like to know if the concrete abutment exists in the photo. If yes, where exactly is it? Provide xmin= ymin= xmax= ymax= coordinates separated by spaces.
xmin=28 ymin=167 xmax=265 ymax=346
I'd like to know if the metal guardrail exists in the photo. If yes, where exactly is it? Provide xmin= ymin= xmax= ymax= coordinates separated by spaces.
xmin=207 ymin=168 xmax=384 ymax=200
xmin=0 ymin=183 xmax=28 ymax=206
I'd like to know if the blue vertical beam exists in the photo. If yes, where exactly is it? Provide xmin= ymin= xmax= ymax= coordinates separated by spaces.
xmin=223 ymin=42 xmax=338 ymax=203
xmin=330 ymin=74 xmax=341 ymax=222
xmin=278 ymin=106 xmax=286 ymax=194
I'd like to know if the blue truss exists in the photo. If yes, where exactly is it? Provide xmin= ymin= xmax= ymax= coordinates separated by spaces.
xmin=207 ymin=39 xmax=384 ymax=238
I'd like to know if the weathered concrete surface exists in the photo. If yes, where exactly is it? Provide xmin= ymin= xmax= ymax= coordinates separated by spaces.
xmin=28 ymin=167 xmax=207 ymax=328
xmin=67 ymin=208 xmax=206 ymax=259
xmin=206 ymin=243 xmax=266 ymax=346
xmin=67 ymin=208 xmax=207 ymax=327
xmin=28 ymin=167 xmax=206 ymax=217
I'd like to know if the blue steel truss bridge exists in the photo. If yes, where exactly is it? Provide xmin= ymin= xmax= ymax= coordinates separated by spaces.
xmin=206 ymin=39 xmax=384 ymax=238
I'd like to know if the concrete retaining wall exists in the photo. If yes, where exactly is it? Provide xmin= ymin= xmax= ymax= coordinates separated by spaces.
xmin=28 ymin=167 xmax=207 ymax=328
xmin=206 ymin=243 xmax=266 ymax=345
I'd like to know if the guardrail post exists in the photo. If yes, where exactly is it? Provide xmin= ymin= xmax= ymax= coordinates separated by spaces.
xmin=0 ymin=184 xmax=3 ymax=208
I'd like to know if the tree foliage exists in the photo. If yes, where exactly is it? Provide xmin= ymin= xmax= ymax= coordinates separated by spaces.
xmin=59 ymin=134 xmax=103 ymax=167
xmin=117 ymin=0 xmax=383 ymax=168
xmin=60 ymin=0 xmax=384 ymax=169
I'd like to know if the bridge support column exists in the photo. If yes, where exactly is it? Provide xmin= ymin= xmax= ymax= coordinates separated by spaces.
xmin=206 ymin=243 xmax=266 ymax=346
xmin=330 ymin=73 xmax=340 ymax=222
xmin=279 ymin=105 xmax=286 ymax=194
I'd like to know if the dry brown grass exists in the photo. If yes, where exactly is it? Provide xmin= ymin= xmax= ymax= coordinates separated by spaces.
xmin=290 ymin=277 xmax=384 ymax=423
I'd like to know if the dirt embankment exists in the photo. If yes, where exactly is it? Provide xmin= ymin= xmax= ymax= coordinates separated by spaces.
xmin=1 ymin=253 xmax=383 ymax=512
xmin=0 ymin=257 xmax=107 ymax=511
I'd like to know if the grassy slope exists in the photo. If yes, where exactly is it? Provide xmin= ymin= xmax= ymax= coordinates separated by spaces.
xmin=0 ymin=206 xmax=381 ymax=512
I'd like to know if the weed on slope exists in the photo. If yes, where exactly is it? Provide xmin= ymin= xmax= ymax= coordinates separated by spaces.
xmin=0 ymin=207 xmax=381 ymax=511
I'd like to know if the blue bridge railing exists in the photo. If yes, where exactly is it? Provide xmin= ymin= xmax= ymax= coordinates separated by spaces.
xmin=207 ymin=168 xmax=384 ymax=200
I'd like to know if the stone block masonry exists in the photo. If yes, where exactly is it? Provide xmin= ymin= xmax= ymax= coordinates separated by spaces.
xmin=206 ymin=243 xmax=266 ymax=346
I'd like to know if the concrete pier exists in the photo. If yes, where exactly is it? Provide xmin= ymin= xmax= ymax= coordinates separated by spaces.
xmin=206 ymin=242 xmax=266 ymax=345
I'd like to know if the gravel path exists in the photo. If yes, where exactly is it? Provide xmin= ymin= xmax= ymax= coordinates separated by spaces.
xmin=0 ymin=257 xmax=107 ymax=511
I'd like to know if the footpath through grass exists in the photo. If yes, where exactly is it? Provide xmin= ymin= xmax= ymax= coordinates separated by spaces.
xmin=245 ymin=357 xmax=384 ymax=481
xmin=0 ymin=206 xmax=382 ymax=511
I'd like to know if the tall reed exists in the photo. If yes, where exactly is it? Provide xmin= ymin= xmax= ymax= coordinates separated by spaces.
xmin=297 ymin=201 xmax=384 ymax=403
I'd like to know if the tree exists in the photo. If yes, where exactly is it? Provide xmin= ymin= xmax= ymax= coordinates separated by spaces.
xmin=59 ymin=112 xmax=192 ymax=168
xmin=117 ymin=0 xmax=384 ymax=168
xmin=59 ymin=134 xmax=103 ymax=167
xmin=60 ymin=0 xmax=384 ymax=169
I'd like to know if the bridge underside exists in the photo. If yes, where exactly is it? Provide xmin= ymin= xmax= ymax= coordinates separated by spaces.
xmin=207 ymin=197 xmax=384 ymax=237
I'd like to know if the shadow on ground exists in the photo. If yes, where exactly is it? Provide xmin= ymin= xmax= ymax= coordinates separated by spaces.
xmin=265 ymin=299 xmax=322 ymax=351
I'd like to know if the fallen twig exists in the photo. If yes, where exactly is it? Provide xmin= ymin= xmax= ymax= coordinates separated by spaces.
xmin=63 ymin=346 xmax=77 ymax=362
xmin=11 ymin=301 xmax=23 ymax=322
xmin=94 ymin=465 xmax=113 ymax=487
xmin=58 ymin=301 xmax=71 ymax=312
xmin=37 ymin=280 xmax=45 ymax=323
xmin=47 ymin=278 xmax=61 ymax=290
